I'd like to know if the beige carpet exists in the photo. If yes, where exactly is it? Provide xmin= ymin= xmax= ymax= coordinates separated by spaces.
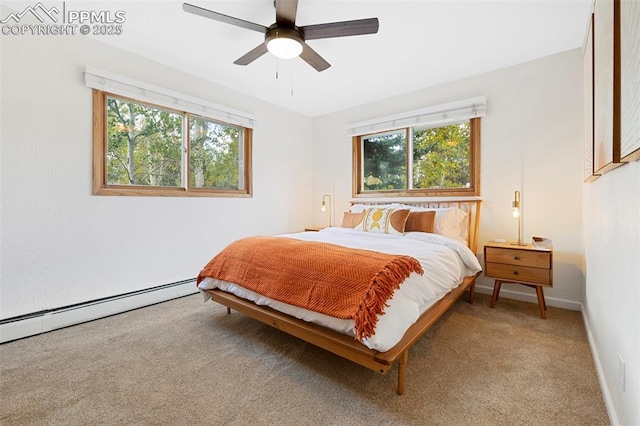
xmin=1 ymin=293 xmax=608 ymax=425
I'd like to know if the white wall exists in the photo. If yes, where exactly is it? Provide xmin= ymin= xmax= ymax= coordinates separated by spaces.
xmin=312 ymin=49 xmax=585 ymax=309
xmin=0 ymin=29 xmax=313 ymax=319
xmin=2 ymin=9 xmax=637 ymax=424
xmin=583 ymin=161 xmax=640 ymax=425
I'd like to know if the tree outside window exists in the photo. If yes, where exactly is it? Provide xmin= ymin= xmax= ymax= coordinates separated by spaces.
xmin=412 ymin=122 xmax=471 ymax=189
xmin=94 ymin=91 xmax=252 ymax=197
xmin=354 ymin=118 xmax=480 ymax=197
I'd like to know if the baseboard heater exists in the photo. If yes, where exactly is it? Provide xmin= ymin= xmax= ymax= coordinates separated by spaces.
xmin=0 ymin=279 xmax=198 ymax=344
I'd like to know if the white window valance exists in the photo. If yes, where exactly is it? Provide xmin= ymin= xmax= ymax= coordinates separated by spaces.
xmin=346 ymin=95 xmax=486 ymax=136
xmin=84 ymin=66 xmax=256 ymax=129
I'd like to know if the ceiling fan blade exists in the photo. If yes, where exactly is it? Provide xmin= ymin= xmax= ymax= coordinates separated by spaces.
xmin=275 ymin=0 xmax=298 ymax=27
xmin=183 ymin=3 xmax=268 ymax=33
xmin=233 ymin=43 xmax=269 ymax=65
xmin=301 ymin=18 xmax=379 ymax=40
xmin=299 ymin=42 xmax=330 ymax=72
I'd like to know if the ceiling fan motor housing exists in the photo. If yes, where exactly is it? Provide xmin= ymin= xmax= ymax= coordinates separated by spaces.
xmin=265 ymin=25 xmax=304 ymax=45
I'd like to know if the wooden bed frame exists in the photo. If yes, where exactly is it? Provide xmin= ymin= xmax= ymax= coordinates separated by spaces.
xmin=204 ymin=199 xmax=481 ymax=395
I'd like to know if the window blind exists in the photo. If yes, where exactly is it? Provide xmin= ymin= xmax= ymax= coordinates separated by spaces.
xmin=84 ymin=66 xmax=256 ymax=129
xmin=346 ymin=96 xmax=486 ymax=136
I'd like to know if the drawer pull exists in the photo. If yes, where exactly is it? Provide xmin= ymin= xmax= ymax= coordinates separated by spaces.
xmin=513 ymin=255 xmax=521 ymax=260
xmin=513 ymin=271 xmax=519 ymax=275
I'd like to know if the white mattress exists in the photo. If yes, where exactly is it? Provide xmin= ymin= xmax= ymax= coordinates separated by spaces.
xmin=198 ymin=227 xmax=482 ymax=352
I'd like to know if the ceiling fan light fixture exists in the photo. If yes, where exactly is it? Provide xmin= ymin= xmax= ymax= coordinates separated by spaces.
xmin=267 ymin=36 xmax=303 ymax=59
xmin=265 ymin=27 xmax=304 ymax=59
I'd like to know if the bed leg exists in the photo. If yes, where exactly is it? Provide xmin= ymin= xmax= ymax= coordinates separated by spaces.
xmin=468 ymin=280 xmax=476 ymax=304
xmin=397 ymin=350 xmax=408 ymax=395
xmin=226 ymin=307 xmax=231 ymax=315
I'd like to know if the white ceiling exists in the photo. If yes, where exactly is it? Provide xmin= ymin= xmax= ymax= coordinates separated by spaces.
xmin=7 ymin=0 xmax=593 ymax=116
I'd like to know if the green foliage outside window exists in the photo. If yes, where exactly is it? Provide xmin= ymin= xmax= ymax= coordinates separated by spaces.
xmin=106 ymin=96 xmax=243 ymax=190
xmin=107 ymin=98 xmax=182 ymax=186
xmin=362 ymin=121 xmax=471 ymax=192
xmin=363 ymin=131 xmax=406 ymax=190
xmin=413 ymin=122 xmax=470 ymax=189
xmin=189 ymin=117 xmax=241 ymax=190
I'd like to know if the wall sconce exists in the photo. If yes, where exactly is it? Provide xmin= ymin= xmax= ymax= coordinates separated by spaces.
xmin=511 ymin=190 xmax=523 ymax=245
xmin=321 ymin=194 xmax=333 ymax=227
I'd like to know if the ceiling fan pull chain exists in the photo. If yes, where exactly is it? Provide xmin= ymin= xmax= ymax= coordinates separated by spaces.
xmin=275 ymin=58 xmax=279 ymax=80
xmin=290 ymin=61 xmax=294 ymax=96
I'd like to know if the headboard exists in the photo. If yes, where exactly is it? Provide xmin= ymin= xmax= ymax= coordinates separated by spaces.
xmin=348 ymin=199 xmax=482 ymax=254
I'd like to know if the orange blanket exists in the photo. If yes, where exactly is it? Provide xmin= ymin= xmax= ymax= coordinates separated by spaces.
xmin=197 ymin=236 xmax=423 ymax=341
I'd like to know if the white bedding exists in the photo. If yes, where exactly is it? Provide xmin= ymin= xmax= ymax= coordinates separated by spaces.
xmin=198 ymin=227 xmax=482 ymax=352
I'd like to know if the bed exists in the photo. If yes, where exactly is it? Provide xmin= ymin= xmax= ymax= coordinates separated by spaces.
xmin=197 ymin=199 xmax=482 ymax=394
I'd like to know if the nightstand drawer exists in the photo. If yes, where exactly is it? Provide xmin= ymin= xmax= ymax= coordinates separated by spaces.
xmin=485 ymin=262 xmax=552 ymax=286
xmin=485 ymin=247 xmax=550 ymax=268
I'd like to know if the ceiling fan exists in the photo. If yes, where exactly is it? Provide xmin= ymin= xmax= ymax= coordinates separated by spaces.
xmin=183 ymin=0 xmax=379 ymax=72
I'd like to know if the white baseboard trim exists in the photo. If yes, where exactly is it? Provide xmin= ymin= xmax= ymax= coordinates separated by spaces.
xmin=474 ymin=284 xmax=581 ymax=311
xmin=580 ymin=303 xmax=618 ymax=425
xmin=0 ymin=280 xmax=198 ymax=344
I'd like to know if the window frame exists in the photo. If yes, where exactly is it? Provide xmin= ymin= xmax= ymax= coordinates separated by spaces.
xmin=352 ymin=117 xmax=481 ymax=198
xmin=93 ymin=89 xmax=253 ymax=197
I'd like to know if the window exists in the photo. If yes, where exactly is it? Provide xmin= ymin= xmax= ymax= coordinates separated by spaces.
xmin=93 ymin=90 xmax=252 ymax=197
xmin=353 ymin=118 xmax=480 ymax=197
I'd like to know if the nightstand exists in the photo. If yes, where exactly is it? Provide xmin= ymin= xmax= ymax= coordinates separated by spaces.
xmin=304 ymin=227 xmax=325 ymax=232
xmin=484 ymin=242 xmax=553 ymax=319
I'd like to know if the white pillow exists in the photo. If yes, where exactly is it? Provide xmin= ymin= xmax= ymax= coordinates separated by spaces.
xmin=429 ymin=207 xmax=468 ymax=242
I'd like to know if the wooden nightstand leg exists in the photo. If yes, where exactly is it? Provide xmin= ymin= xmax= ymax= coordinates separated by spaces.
xmin=535 ymin=286 xmax=547 ymax=319
xmin=490 ymin=280 xmax=502 ymax=308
